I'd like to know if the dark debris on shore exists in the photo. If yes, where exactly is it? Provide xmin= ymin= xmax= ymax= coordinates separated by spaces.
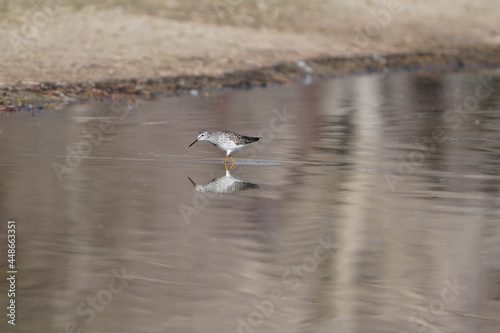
xmin=1 ymin=46 xmax=500 ymax=110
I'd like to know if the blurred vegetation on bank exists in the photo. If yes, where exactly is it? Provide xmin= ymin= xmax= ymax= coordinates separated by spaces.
xmin=0 ymin=0 xmax=347 ymax=32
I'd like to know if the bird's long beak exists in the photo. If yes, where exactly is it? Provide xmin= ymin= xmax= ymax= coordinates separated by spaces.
xmin=188 ymin=139 xmax=198 ymax=147
xmin=187 ymin=177 xmax=197 ymax=187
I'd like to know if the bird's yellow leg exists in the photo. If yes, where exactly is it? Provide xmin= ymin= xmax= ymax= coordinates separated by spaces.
xmin=224 ymin=155 xmax=229 ymax=164
xmin=229 ymin=155 xmax=235 ymax=163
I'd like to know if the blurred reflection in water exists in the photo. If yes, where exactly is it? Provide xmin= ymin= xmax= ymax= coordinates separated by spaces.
xmin=0 ymin=69 xmax=499 ymax=333
xmin=188 ymin=169 xmax=259 ymax=194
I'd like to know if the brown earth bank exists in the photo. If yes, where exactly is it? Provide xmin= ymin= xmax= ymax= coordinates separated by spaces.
xmin=1 ymin=1 xmax=499 ymax=108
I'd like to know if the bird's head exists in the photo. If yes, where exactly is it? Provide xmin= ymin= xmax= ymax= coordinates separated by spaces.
xmin=189 ymin=130 xmax=210 ymax=147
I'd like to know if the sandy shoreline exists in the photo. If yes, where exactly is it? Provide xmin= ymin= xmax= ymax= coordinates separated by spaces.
xmin=1 ymin=1 xmax=499 ymax=106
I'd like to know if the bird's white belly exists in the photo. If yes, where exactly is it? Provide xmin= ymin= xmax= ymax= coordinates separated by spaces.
xmin=220 ymin=143 xmax=244 ymax=154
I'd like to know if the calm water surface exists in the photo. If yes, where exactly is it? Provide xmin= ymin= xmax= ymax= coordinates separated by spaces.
xmin=1 ymin=69 xmax=500 ymax=333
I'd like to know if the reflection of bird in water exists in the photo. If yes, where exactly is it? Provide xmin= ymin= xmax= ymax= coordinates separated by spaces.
xmin=188 ymin=170 xmax=259 ymax=194
xmin=189 ymin=130 xmax=260 ymax=165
